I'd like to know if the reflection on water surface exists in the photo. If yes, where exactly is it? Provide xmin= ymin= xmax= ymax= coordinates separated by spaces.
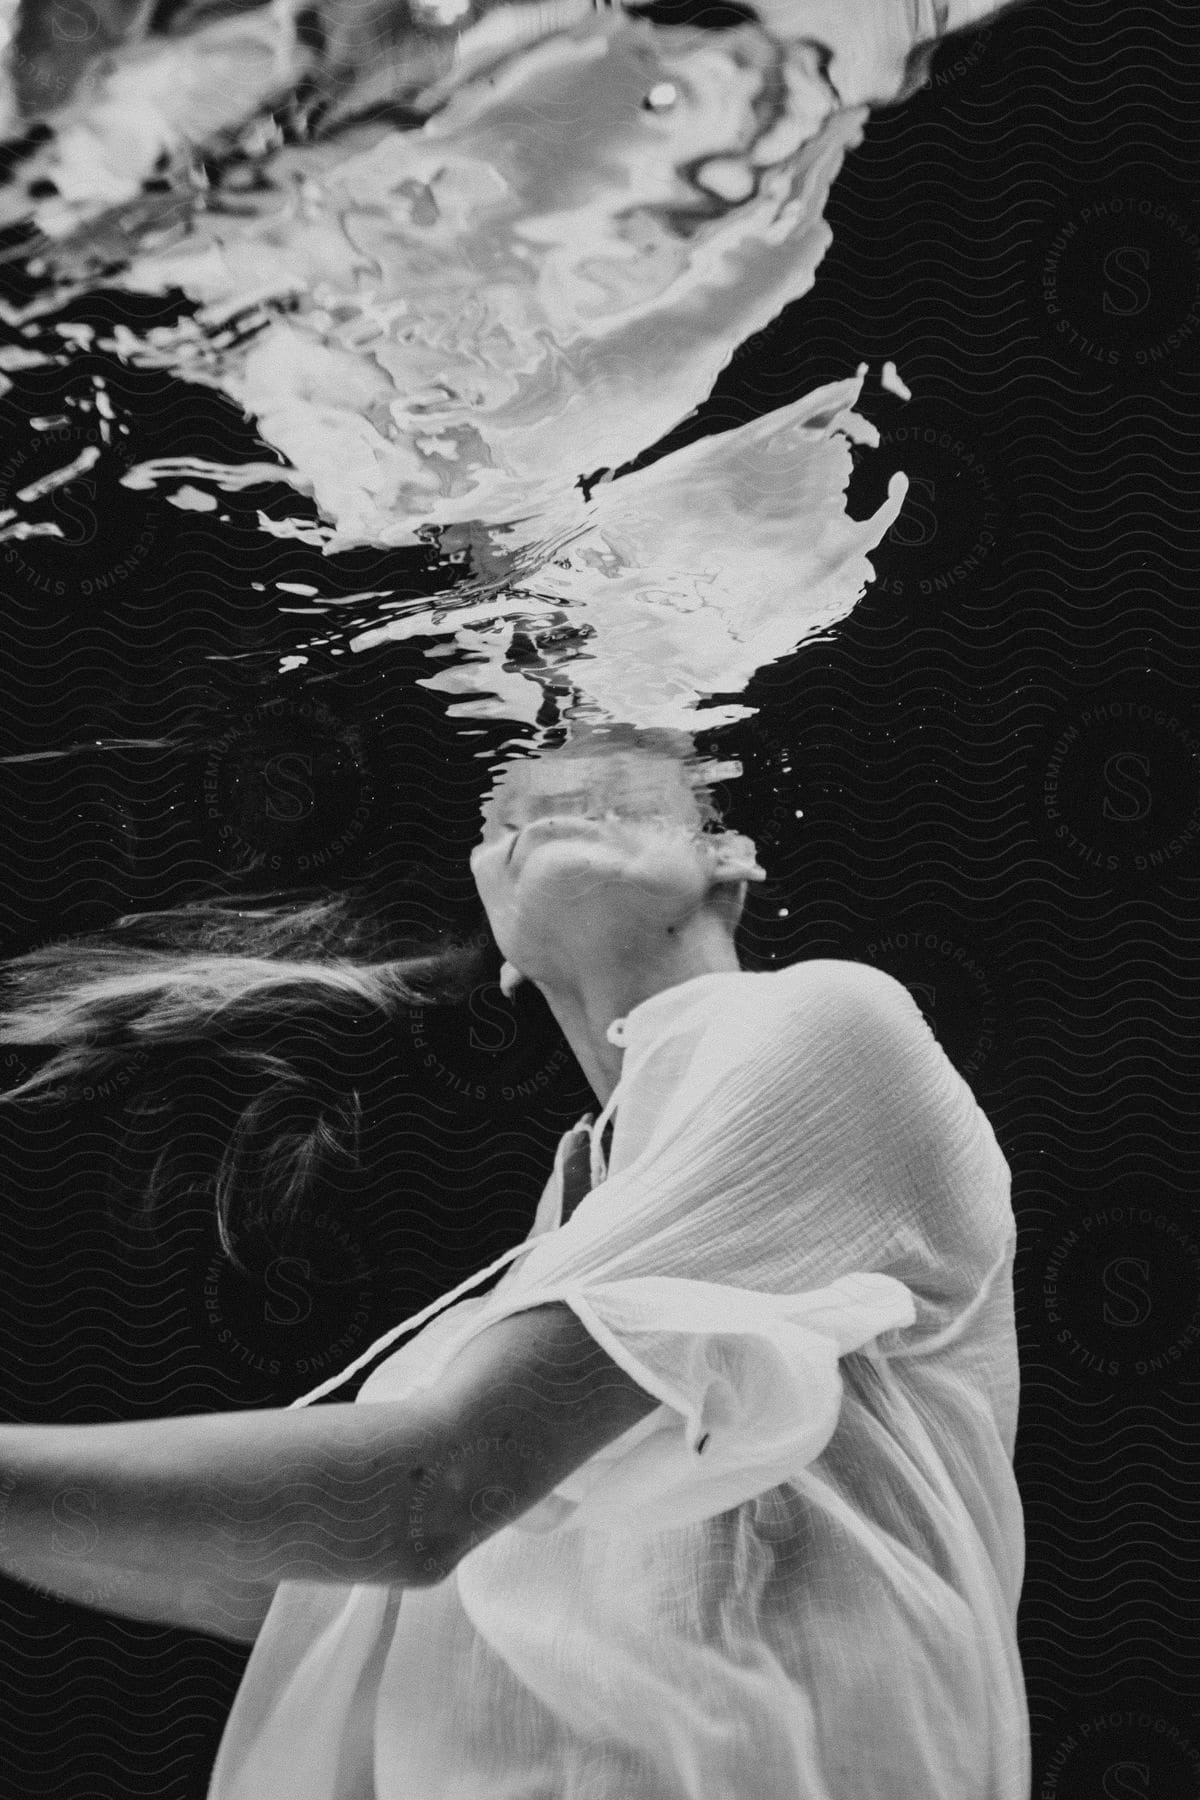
xmin=0 ymin=0 xmax=1015 ymax=733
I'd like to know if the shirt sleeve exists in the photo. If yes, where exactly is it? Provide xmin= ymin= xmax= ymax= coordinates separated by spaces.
xmin=487 ymin=958 xmax=1012 ymax=1342
xmin=437 ymin=960 xmax=1010 ymax=1527
xmin=564 ymin=1268 xmax=914 ymax=1482
xmin=465 ymin=1268 xmax=916 ymax=1535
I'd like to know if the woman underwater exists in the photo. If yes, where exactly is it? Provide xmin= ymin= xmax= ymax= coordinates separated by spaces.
xmin=0 ymin=734 xmax=1029 ymax=1798
xmin=0 ymin=0 xmax=1031 ymax=1794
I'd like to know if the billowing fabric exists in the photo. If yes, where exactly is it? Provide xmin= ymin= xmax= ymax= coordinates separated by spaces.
xmin=209 ymin=958 xmax=1029 ymax=1800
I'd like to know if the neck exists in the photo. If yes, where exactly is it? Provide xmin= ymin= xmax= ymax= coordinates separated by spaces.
xmin=533 ymin=918 xmax=742 ymax=1105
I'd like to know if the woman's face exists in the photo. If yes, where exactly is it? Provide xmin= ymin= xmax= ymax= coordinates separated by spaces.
xmin=469 ymin=751 xmax=762 ymax=981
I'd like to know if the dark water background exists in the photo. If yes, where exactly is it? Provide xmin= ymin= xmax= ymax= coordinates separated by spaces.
xmin=1 ymin=2 xmax=1199 ymax=1794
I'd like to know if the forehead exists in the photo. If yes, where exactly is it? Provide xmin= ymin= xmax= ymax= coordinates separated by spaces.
xmin=483 ymin=753 xmax=699 ymax=818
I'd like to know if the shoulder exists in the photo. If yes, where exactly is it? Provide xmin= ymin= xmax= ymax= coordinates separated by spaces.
xmin=739 ymin=958 xmax=943 ymax=1101
xmin=759 ymin=957 xmax=927 ymax=1039
xmin=696 ymin=958 xmax=929 ymax=1056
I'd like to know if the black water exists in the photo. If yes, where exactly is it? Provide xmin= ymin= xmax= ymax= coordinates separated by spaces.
xmin=1 ymin=3 xmax=1199 ymax=1795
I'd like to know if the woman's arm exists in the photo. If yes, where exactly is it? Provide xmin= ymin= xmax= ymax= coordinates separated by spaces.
xmin=2 ymin=1547 xmax=277 ymax=1645
xmin=0 ymin=1301 xmax=660 ymax=1602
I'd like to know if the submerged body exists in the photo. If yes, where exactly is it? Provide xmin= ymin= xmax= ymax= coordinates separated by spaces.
xmin=0 ymin=0 xmax=1037 ymax=1779
xmin=0 ymin=728 xmax=1031 ymax=1795
xmin=210 ymin=956 xmax=1028 ymax=1800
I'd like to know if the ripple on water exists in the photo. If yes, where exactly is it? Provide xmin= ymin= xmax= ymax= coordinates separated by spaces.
xmin=0 ymin=0 xmax=1023 ymax=729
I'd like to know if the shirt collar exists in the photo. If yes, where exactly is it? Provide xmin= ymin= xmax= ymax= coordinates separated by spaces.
xmin=606 ymin=969 xmax=749 ymax=1049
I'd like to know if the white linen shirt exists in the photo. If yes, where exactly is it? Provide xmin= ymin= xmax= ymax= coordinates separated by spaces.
xmin=208 ymin=958 xmax=1030 ymax=1800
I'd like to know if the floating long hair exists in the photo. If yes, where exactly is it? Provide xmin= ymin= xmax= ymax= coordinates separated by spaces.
xmin=0 ymin=887 xmax=488 ymax=1267
xmin=0 ymin=727 xmax=753 ymax=1263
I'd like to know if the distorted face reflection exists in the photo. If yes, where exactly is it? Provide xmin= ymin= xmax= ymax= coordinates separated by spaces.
xmin=469 ymin=751 xmax=762 ymax=983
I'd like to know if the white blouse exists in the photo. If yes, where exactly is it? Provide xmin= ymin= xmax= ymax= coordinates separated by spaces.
xmin=208 ymin=958 xmax=1030 ymax=1800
